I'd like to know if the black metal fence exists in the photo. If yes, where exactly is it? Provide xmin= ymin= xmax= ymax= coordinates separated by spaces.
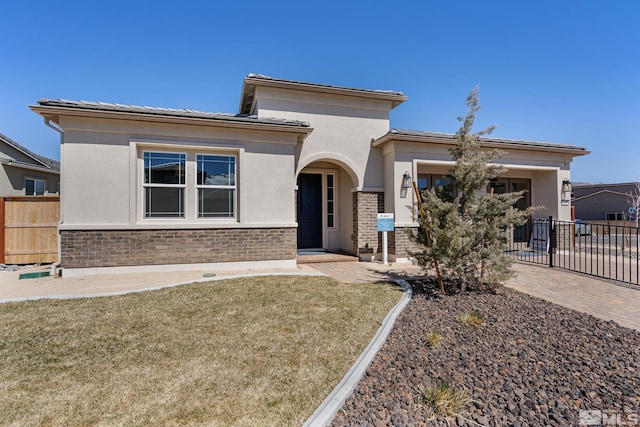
xmin=507 ymin=217 xmax=640 ymax=286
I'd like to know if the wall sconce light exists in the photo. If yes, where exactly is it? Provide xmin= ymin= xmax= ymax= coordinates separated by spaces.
xmin=400 ymin=171 xmax=412 ymax=198
xmin=561 ymin=179 xmax=572 ymax=206
xmin=402 ymin=171 xmax=412 ymax=189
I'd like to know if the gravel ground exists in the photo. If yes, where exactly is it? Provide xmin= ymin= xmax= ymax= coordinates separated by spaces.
xmin=331 ymin=280 xmax=640 ymax=426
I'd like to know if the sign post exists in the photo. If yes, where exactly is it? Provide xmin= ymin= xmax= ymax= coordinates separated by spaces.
xmin=377 ymin=213 xmax=394 ymax=265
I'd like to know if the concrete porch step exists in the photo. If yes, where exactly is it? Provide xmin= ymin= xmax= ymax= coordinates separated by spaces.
xmin=296 ymin=251 xmax=359 ymax=264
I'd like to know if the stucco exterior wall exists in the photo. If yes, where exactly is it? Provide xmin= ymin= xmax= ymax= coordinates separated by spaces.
xmin=58 ymin=116 xmax=300 ymax=229
xmin=254 ymin=86 xmax=391 ymax=191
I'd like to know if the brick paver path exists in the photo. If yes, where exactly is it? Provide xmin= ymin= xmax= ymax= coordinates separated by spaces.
xmin=309 ymin=261 xmax=640 ymax=332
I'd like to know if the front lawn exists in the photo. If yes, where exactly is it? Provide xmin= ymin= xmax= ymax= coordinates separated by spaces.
xmin=0 ymin=275 xmax=402 ymax=426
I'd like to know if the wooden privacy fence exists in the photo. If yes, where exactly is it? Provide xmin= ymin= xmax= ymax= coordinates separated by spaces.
xmin=0 ymin=196 xmax=60 ymax=264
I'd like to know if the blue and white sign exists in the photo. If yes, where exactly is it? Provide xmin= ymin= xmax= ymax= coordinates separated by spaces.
xmin=377 ymin=213 xmax=394 ymax=232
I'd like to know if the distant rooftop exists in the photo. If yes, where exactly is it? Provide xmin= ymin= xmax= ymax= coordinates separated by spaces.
xmin=35 ymin=98 xmax=311 ymax=128
xmin=240 ymin=73 xmax=407 ymax=114
xmin=0 ymin=132 xmax=59 ymax=171
xmin=374 ymin=129 xmax=589 ymax=154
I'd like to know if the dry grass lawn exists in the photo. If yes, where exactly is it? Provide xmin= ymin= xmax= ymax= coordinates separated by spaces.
xmin=0 ymin=275 xmax=402 ymax=426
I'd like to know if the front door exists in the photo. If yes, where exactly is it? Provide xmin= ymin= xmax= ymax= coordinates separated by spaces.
xmin=297 ymin=173 xmax=323 ymax=248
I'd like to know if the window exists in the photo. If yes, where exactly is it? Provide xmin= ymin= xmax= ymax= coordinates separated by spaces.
xmin=417 ymin=174 xmax=452 ymax=191
xmin=605 ymin=213 xmax=624 ymax=221
xmin=196 ymin=154 xmax=236 ymax=218
xmin=143 ymin=152 xmax=186 ymax=218
xmin=25 ymin=178 xmax=46 ymax=195
xmin=326 ymin=173 xmax=335 ymax=228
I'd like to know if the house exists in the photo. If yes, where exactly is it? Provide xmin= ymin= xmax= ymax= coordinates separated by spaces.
xmin=0 ymin=132 xmax=60 ymax=196
xmin=30 ymin=74 xmax=589 ymax=277
xmin=572 ymin=183 xmax=638 ymax=221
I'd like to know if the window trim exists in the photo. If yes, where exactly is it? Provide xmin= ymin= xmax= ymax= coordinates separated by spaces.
xmin=326 ymin=172 xmax=336 ymax=229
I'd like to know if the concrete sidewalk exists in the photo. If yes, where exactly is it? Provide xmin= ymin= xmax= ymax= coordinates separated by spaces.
xmin=0 ymin=264 xmax=322 ymax=303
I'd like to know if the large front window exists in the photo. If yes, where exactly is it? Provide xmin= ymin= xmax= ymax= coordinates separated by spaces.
xmin=197 ymin=154 xmax=236 ymax=218
xmin=143 ymin=152 xmax=186 ymax=218
xmin=142 ymin=150 xmax=237 ymax=220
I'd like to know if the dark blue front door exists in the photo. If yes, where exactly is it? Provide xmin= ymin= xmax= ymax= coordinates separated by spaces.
xmin=297 ymin=173 xmax=323 ymax=248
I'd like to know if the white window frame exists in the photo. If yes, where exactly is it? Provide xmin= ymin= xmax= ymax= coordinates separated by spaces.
xmin=25 ymin=177 xmax=46 ymax=196
xmin=142 ymin=151 xmax=186 ymax=219
xmin=195 ymin=153 xmax=237 ymax=220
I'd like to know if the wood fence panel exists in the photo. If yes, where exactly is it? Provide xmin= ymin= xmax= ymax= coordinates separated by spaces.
xmin=2 ymin=196 xmax=60 ymax=264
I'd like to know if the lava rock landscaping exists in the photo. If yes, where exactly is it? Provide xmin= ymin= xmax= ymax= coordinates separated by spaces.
xmin=331 ymin=280 xmax=640 ymax=426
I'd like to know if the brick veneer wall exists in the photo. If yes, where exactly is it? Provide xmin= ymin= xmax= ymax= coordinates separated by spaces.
xmin=390 ymin=226 xmax=420 ymax=257
xmin=60 ymin=227 xmax=297 ymax=269
xmin=352 ymin=191 xmax=384 ymax=254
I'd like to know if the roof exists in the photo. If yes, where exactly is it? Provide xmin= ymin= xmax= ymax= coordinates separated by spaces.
xmin=373 ymin=129 xmax=590 ymax=155
xmin=0 ymin=132 xmax=60 ymax=172
xmin=32 ymin=98 xmax=311 ymax=128
xmin=240 ymin=73 xmax=407 ymax=114
xmin=572 ymin=189 xmax=632 ymax=202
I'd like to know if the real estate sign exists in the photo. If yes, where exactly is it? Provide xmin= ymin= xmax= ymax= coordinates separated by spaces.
xmin=377 ymin=213 xmax=394 ymax=232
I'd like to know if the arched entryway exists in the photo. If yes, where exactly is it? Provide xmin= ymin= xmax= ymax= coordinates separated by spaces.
xmin=296 ymin=160 xmax=356 ymax=253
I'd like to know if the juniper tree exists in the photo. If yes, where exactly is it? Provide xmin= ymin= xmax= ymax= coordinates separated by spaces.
xmin=410 ymin=87 xmax=533 ymax=291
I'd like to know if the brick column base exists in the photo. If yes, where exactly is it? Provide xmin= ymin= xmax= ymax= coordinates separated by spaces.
xmin=352 ymin=191 xmax=384 ymax=255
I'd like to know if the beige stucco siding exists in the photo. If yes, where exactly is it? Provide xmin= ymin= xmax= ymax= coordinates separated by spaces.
xmin=254 ymin=87 xmax=391 ymax=191
xmin=58 ymin=116 xmax=300 ymax=229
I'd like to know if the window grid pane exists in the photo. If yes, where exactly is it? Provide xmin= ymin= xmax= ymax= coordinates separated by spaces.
xmin=145 ymin=187 xmax=184 ymax=218
xmin=197 ymin=155 xmax=235 ymax=187
xmin=143 ymin=152 xmax=186 ymax=218
xmin=196 ymin=154 xmax=236 ymax=218
xmin=144 ymin=152 xmax=185 ymax=185
xmin=198 ymin=188 xmax=234 ymax=218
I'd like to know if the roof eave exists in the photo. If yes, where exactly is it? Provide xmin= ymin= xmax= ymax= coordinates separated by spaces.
xmin=373 ymin=132 xmax=590 ymax=156
xmin=0 ymin=159 xmax=60 ymax=174
xmin=0 ymin=134 xmax=53 ymax=169
xmin=30 ymin=105 xmax=314 ymax=140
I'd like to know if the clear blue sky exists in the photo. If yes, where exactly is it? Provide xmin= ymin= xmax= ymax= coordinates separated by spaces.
xmin=2 ymin=1 xmax=638 ymax=183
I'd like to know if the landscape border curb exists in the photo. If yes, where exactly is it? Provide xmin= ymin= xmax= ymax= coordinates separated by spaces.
xmin=303 ymin=279 xmax=413 ymax=427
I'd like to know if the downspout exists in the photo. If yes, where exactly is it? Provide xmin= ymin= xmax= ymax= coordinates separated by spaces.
xmin=44 ymin=118 xmax=63 ymax=277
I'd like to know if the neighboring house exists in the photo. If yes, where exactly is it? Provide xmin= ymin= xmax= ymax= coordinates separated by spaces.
xmin=30 ymin=74 xmax=589 ymax=277
xmin=0 ymin=133 xmax=60 ymax=196
xmin=573 ymin=183 xmax=637 ymax=220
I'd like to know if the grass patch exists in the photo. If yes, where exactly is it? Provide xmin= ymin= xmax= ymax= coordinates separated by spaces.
xmin=419 ymin=380 xmax=471 ymax=418
xmin=0 ymin=275 xmax=402 ymax=426
xmin=459 ymin=311 xmax=484 ymax=329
